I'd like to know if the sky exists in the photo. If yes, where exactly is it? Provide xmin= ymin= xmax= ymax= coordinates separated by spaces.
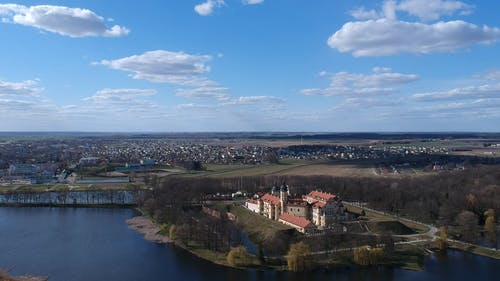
xmin=0 ymin=0 xmax=500 ymax=132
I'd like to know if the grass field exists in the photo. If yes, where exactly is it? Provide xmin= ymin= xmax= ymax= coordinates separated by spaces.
xmin=228 ymin=205 xmax=293 ymax=243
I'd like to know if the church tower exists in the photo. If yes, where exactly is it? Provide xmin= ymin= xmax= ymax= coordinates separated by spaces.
xmin=279 ymin=182 xmax=288 ymax=215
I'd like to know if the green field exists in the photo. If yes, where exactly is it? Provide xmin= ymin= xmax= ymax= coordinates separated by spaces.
xmin=227 ymin=205 xmax=293 ymax=243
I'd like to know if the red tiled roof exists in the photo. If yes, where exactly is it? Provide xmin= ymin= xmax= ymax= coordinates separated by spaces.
xmin=307 ymin=191 xmax=337 ymax=202
xmin=287 ymin=199 xmax=308 ymax=207
xmin=312 ymin=201 xmax=326 ymax=208
xmin=261 ymin=193 xmax=280 ymax=205
xmin=279 ymin=213 xmax=314 ymax=229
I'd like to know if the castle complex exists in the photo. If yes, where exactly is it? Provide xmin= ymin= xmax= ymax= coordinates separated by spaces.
xmin=244 ymin=183 xmax=349 ymax=233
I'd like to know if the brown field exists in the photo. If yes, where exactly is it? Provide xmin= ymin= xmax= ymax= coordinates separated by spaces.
xmin=194 ymin=160 xmax=425 ymax=178
xmin=272 ymin=163 xmax=376 ymax=177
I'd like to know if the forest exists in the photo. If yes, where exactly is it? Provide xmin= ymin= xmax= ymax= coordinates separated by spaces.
xmin=138 ymin=165 xmax=499 ymax=258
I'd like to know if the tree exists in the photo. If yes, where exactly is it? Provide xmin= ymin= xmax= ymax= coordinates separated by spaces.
xmin=484 ymin=209 xmax=496 ymax=232
xmin=353 ymin=246 xmax=384 ymax=266
xmin=169 ymin=225 xmax=177 ymax=241
xmin=484 ymin=209 xmax=496 ymax=243
xmin=286 ymin=242 xmax=313 ymax=272
xmin=466 ymin=194 xmax=477 ymax=211
xmin=379 ymin=233 xmax=394 ymax=255
xmin=437 ymin=226 xmax=448 ymax=251
xmin=264 ymin=151 xmax=279 ymax=164
xmin=456 ymin=210 xmax=479 ymax=242
xmin=227 ymin=246 xmax=251 ymax=267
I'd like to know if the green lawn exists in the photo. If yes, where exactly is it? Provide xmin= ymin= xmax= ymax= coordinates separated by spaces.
xmin=228 ymin=205 xmax=293 ymax=243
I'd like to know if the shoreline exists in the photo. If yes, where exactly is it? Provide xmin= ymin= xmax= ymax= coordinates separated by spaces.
xmin=126 ymin=216 xmax=170 ymax=244
xmin=129 ymin=215 xmax=425 ymax=272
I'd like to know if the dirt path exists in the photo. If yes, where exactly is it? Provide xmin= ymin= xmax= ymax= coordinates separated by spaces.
xmin=126 ymin=216 xmax=170 ymax=243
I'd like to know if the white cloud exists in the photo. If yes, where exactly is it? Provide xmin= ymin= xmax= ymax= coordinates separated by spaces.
xmin=383 ymin=0 xmax=397 ymax=21
xmin=350 ymin=7 xmax=381 ymax=20
xmin=0 ymin=98 xmax=35 ymax=111
xmin=482 ymin=70 xmax=500 ymax=81
xmin=96 ymin=50 xmax=215 ymax=86
xmin=338 ymin=97 xmax=402 ymax=110
xmin=413 ymin=83 xmax=500 ymax=101
xmin=194 ymin=0 xmax=225 ymax=16
xmin=176 ymin=103 xmax=216 ymax=110
xmin=221 ymin=96 xmax=285 ymax=105
xmin=328 ymin=19 xmax=500 ymax=57
xmin=96 ymin=88 xmax=157 ymax=96
xmin=302 ymin=87 xmax=395 ymax=97
xmin=302 ymin=68 xmax=418 ymax=96
xmin=398 ymin=0 xmax=473 ymax=21
xmin=329 ymin=69 xmax=418 ymax=88
xmin=242 ymin=0 xmax=264 ymax=5
xmin=0 ymin=79 xmax=42 ymax=96
xmin=84 ymin=88 xmax=157 ymax=104
xmin=175 ymin=87 xmax=230 ymax=100
xmin=372 ymin=67 xmax=393 ymax=73
xmin=0 ymin=4 xmax=129 ymax=37
xmin=350 ymin=0 xmax=474 ymax=22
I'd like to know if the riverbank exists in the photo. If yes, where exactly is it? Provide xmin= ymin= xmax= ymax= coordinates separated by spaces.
xmin=130 ymin=214 xmax=425 ymax=272
xmin=0 ymin=269 xmax=47 ymax=281
xmin=126 ymin=216 xmax=170 ymax=243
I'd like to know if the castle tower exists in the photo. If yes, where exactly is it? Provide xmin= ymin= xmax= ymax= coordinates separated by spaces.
xmin=279 ymin=182 xmax=288 ymax=215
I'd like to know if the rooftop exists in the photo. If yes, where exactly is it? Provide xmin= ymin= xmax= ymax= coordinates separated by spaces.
xmin=307 ymin=191 xmax=337 ymax=202
xmin=261 ymin=193 xmax=280 ymax=205
xmin=279 ymin=213 xmax=314 ymax=229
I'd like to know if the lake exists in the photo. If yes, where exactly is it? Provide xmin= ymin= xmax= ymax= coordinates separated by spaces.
xmin=0 ymin=207 xmax=498 ymax=281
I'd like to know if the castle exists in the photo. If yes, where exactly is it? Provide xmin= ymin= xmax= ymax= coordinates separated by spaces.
xmin=244 ymin=183 xmax=348 ymax=233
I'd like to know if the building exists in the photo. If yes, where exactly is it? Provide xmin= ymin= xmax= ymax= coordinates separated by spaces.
xmin=79 ymin=157 xmax=99 ymax=166
xmin=8 ymin=164 xmax=38 ymax=176
xmin=244 ymin=183 xmax=349 ymax=233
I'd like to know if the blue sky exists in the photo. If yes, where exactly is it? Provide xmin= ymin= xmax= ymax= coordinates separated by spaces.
xmin=0 ymin=0 xmax=500 ymax=132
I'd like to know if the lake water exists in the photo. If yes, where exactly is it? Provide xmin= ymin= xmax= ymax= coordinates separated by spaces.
xmin=0 ymin=207 xmax=498 ymax=281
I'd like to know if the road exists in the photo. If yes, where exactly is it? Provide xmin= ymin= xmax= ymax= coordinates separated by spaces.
xmin=343 ymin=201 xmax=498 ymax=255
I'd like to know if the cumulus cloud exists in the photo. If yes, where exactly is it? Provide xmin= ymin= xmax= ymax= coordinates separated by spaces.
xmin=413 ymin=83 xmax=500 ymax=101
xmin=350 ymin=0 xmax=473 ymax=21
xmin=175 ymin=87 xmax=230 ymax=100
xmin=0 ymin=4 xmax=129 ymax=37
xmin=398 ymin=0 xmax=473 ymax=21
xmin=96 ymin=50 xmax=215 ymax=86
xmin=302 ymin=68 xmax=418 ymax=96
xmin=194 ymin=0 xmax=225 ymax=16
xmin=328 ymin=19 xmax=500 ymax=57
xmin=0 ymin=79 xmax=42 ymax=96
xmin=242 ymin=0 xmax=264 ymax=5
xmin=331 ymin=0 xmax=497 ymax=57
